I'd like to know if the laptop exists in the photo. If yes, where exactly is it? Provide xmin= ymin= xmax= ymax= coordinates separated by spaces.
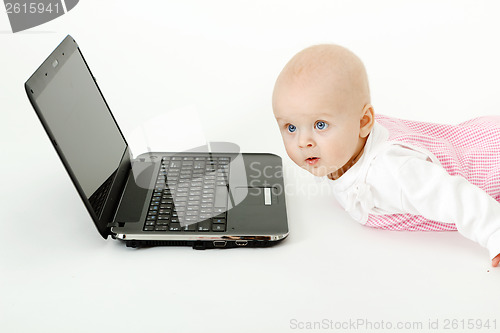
xmin=25 ymin=35 xmax=289 ymax=249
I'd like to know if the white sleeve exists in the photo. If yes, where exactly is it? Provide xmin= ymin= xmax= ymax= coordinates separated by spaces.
xmin=393 ymin=155 xmax=500 ymax=260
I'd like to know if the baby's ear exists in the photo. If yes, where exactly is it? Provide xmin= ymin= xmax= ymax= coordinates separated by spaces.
xmin=359 ymin=104 xmax=374 ymax=138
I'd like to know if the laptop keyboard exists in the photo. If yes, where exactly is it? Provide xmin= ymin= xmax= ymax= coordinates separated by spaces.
xmin=144 ymin=156 xmax=230 ymax=232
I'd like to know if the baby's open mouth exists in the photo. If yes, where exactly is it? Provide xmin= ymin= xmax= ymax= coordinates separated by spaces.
xmin=305 ymin=157 xmax=320 ymax=165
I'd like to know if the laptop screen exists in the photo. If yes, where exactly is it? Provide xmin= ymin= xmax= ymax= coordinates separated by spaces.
xmin=33 ymin=43 xmax=127 ymax=215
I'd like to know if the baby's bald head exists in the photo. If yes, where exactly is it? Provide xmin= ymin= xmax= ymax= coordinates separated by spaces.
xmin=272 ymin=44 xmax=375 ymax=179
xmin=272 ymin=44 xmax=370 ymax=117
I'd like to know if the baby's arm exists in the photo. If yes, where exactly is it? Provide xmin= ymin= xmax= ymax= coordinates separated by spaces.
xmin=393 ymin=156 xmax=500 ymax=266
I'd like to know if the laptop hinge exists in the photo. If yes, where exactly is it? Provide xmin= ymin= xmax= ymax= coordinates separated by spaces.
xmin=107 ymin=221 xmax=121 ymax=228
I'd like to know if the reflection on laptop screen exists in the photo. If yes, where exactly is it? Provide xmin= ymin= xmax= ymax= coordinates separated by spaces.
xmin=35 ymin=46 xmax=127 ymax=212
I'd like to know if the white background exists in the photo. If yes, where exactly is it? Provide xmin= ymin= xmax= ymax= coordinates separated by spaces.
xmin=1 ymin=1 xmax=500 ymax=332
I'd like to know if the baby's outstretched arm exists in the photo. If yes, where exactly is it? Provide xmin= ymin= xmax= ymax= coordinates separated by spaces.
xmin=374 ymin=150 xmax=500 ymax=266
xmin=493 ymin=254 xmax=500 ymax=267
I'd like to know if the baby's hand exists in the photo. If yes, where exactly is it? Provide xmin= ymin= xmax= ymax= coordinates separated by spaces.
xmin=492 ymin=254 xmax=500 ymax=267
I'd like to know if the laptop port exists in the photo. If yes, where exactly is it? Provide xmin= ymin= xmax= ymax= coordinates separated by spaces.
xmin=213 ymin=240 xmax=227 ymax=248
xmin=235 ymin=240 xmax=248 ymax=246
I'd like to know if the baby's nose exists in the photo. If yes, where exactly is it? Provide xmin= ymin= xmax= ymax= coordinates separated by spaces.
xmin=298 ymin=133 xmax=315 ymax=148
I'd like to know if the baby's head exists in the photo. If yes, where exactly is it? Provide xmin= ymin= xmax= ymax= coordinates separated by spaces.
xmin=272 ymin=44 xmax=374 ymax=179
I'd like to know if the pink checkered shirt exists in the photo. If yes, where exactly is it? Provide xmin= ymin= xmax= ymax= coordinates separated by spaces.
xmin=366 ymin=114 xmax=500 ymax=231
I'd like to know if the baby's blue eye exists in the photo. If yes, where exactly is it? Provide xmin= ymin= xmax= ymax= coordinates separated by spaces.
xmin=315 ymin=121 xmax=328 ymax=130
xmin=287 ymin=124 xmax=297 ymax=133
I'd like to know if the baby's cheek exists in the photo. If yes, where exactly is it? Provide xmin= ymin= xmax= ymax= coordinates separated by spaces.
xmin=284 ymin=148 xmax=301 ymax=166
xmin=284 ymin=148 xmax=295 ymax=162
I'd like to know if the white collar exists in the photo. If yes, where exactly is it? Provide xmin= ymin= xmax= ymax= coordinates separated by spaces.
xmin=321 ymin=121 xmax=389 ymax=191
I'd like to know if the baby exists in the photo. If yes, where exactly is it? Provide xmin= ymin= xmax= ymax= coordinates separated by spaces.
xmin=272 ymin=44 xmax=500 ymax=267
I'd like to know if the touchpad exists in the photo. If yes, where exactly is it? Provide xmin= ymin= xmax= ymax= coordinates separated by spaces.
xmin=232 ymin=187 xmax=273 ymax=206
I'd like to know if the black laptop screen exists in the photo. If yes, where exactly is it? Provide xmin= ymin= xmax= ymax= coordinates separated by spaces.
xmin=34 ymin=46 xmax=127 ymax=210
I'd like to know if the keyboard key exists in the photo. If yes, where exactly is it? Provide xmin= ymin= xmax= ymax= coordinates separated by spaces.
xmin=155 ymin=226 xmax=168 ymax=231
xmin=175 ymin=206 xmax=186 ymax=212
xmin=169 ymin=223 xmax=181 ymax=231
xmin=212 ymin=224 xmax=226 ymax=232
xmin=182 ymin=224 xmax=197 ymax=231
xmin=170 ymin=161 xmax=182 ymax=168
xmin=197 ymin=220 xmax=211 ymax=231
